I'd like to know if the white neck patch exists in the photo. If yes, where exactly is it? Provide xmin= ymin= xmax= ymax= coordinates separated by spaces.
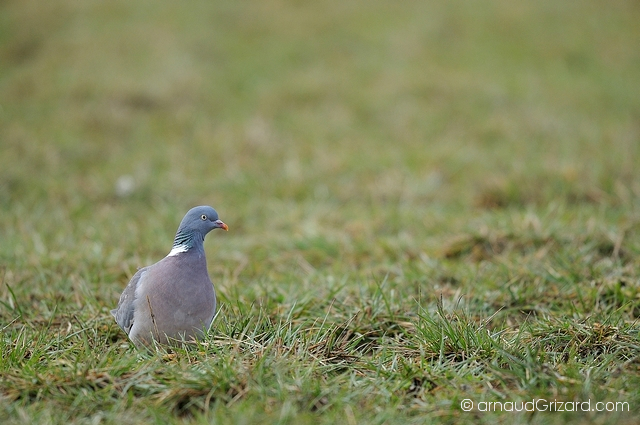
xmin=167 ymin=244 xmax=189 ymax=257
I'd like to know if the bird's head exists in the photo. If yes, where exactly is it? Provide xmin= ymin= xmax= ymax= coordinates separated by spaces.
xmin=178 ymin=206 xmax=228 ymax=236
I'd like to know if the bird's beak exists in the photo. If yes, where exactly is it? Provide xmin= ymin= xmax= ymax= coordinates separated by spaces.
xmin=214 ymin=220 xmax=229 ymax=231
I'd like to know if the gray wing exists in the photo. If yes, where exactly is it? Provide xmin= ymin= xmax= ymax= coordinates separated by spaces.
xmin=111 ymin=267 xmax=147 ymax=335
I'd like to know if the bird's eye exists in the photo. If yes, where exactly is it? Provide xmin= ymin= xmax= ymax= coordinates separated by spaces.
xmin=201 ymin=214 xmax=207 ymax=221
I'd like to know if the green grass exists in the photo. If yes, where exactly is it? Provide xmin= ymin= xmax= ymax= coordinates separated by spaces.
xmin=1 ymin=0 xmax=640 ymax=423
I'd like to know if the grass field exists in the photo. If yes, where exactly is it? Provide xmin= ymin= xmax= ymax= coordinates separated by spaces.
xmin=1 ymin=0 xmax=640 ymax=423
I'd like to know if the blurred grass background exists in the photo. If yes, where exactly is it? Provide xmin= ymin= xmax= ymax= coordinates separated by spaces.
xmin=1 ymin=0 xmax=640 ymax=423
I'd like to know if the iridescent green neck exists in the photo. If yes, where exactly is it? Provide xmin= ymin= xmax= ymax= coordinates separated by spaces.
xmin=168 ymin=229 xmax=204 ymax=256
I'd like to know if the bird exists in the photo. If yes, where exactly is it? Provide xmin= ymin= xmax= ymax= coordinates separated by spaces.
xmin=111 ymin=206 xmax=228 ymax=348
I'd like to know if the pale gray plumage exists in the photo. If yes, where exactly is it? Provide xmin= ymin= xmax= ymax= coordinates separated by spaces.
xmin=111 ymin=206 xmax=228 ymax=348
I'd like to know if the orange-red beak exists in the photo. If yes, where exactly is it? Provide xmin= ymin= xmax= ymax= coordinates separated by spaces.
xmin=215 ymin=220 xmax=229 ymax=231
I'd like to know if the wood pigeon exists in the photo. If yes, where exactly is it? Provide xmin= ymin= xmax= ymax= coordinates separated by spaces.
xmin=111 ymin=206 xmax=228 ymax=348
